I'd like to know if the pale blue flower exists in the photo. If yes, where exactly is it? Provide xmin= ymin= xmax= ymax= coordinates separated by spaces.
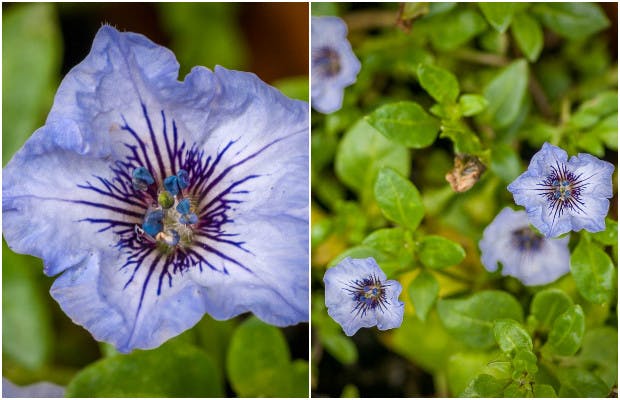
xmin=508 ymin=142 xmax=614 ymax=238
xmin=480 ymin=208 xmax=570 ymax=286
xmin=2 ymin=378 xmax=64 ymax=398
xmin=324 ymin=257 xmax=404 ymax=336
xmin=311 ymin=16 xmax=361 ymax=114
xmin=2 ymin=26 xmax=308 ymax=353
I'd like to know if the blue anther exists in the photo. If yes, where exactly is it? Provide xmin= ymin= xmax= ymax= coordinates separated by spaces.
xmin=177 ymin=169 xmax=190 ymax=189
xmin=142 ymin=209 xmax=164 ymax=237
xmin=176 ymin=198 xmax=191 ymax=215
xmin=159 ymin=229 xmax=180 ymax=246
xmin=132 ymin=167 xmax=154 ymax=191
xmin=164 ymin=175 xmax=179 ymax=196
xmin=179 ymin=213 xmax=198 ymax=225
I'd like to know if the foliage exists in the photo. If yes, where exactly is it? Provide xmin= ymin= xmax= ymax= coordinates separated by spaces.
xmin=311 ymin=2 xmax=616 ymax=397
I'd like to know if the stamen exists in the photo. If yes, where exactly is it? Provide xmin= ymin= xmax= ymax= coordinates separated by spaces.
xmin=177 ymin=169 xmax=190 ymax=189
xmin=176 ymin=198 xmax=191 ymax=215
xmin=142 ymin=209 xmax=164 ymax=237
xmin=164 ymin=175 xmax=179 ymax=196
xmin=179 ymin=213 xmax=198 ymax=225
xmin=132 ymin=167 xmax=154 ymax=191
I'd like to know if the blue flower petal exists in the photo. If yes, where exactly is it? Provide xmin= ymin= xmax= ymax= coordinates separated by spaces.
xmin=3 ymin=25 xmax=308 ymax=352
xmin=324 ymin=257 xmax=404 ymax=336
xmin=479 ymin=208 xmax=570 ymax=286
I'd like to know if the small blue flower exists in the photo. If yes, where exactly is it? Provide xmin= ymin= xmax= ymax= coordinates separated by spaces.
xmin=479 ymin=207 xmax=570 ymax=286
xmin=324 ymin=257 xmax=404 ymax=336
xmin=311 ymin=16 xmax=361 ymax=114
xmin=508 ymin=142 xmax=614 ymax=238
xmin=2 ymin=377 xmax=64 ymax=398
xmin=2 ymin=26 xmax=309 ymax=352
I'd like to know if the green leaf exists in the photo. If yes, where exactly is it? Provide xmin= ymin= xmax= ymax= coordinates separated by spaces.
xmin=532 ymin=3 xmax=610 ymax=40
xmin=409 ymin=270 xmax=439 ymax=321
xmin=427 ymin=8 xmax=488 ymax=51
xmin=490 ymin=143 xmax=521 ymax=183
xmin=570 ymin=91 xmax=618 ymax=129
xmin=227 ymin=317 xmax=296 ymax=397
xmin=392 ymin=312 xmax=467 ymax=374
xmin=366 ymin=101 xmax=440 ymax=148
xmin=417 ymin=63 xmax=460 ymax=104
xmin=461 ymin=374 xmax=509 ymax=397
xmin=418 ymin=235 xmax=465 ymax=269
xmin=374 ymin=167 xmax=425 ymax=231
xmin=3 ymin=3 xmax=61 ymax=166
xmin=362 ymin=227 xmax=410 ymax=256
xmin=335 ymin=119 xmax=410 ymax=197
xmin=592 ymin=113 xmax=618 ymax=151
xmin=3 ymin=240 xmax=52 ymax=371
xmin=459 ymin=94 xmax=488 ymax=117
xmin=543 ymin=305 xmax=585 ymax=357
xmin=570 ymin=237 xmax=615 ymax=304
xmin=483 ymin=59 xmax=528 ymax=129
xmin=362 ymin=228 xmax=415 ymax=274
xmin=530 ymin=288 xmax=572 ymax=331
xmin=479 ymin=3 xmax=517 ymax=33
xmin=493 ymin=319 xmax=532 ymax=354
xmin=503 ymin=381 xmax=532 ymax=397
xmin=557 ymin=367 xmax=609 ymax=397
xmin=447 ymin=352 xmax=498 ymax=396
xmin=533 ymin=384 xmax=557 ymax=397
xmin=437 ymin=291 xmax=523 ymax=349
xmin=578 ymin=327 xmax=618 ymax=387
xmin=512 ymin=349 xmax=538 ymax=377
xmin=511 ymin=12 xmax=543 ymax=62
xmin=66 ymin=340 xmax=223 ymax=397
xmin=320 ymin=333 xmax=358 ymax=365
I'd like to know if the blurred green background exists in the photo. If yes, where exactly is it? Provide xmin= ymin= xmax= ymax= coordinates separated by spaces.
xmin=2 ymin=3 xmax=308 ymax=397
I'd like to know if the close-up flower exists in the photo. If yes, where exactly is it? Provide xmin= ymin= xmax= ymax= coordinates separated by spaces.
xmin=479 ymin=207 xmax=570 ymax=286
xmin=507 ymin=142 xmax=614 ymax=238
xmin=324 ymin=257 xmax=404 ymax=336
xmin=311 ymin=16 xmax=361 ymax=114
xmin=2 ymin=25 xmax=309 ymax=353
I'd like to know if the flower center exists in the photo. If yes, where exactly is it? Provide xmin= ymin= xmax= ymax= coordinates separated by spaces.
xmin=536 ymin=162 xmax=587 ymax=219
xmin=511 ymin=227 xmax=544 ymax=252
xmin=312 ymin=46 xmax=341 ymax=77
xmin=344 ymin=274 xmax=389 ymax=317
xmin=132 ymin=166 xmax=198 ymax=253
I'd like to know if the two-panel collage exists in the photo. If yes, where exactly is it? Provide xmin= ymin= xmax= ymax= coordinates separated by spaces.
xmin=1 ymin=2 xmax=618 ymax=398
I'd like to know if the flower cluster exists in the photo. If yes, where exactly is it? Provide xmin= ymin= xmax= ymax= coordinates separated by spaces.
xmin=311 ymin=16 xmax=361 ymax=114
xmin=2 ymin=26 xmax=309 ymax=352
xmin=479 ymin=142 xmax=614 ymax=286
xmin=324 ymin=257 xmax=404 ymax=336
